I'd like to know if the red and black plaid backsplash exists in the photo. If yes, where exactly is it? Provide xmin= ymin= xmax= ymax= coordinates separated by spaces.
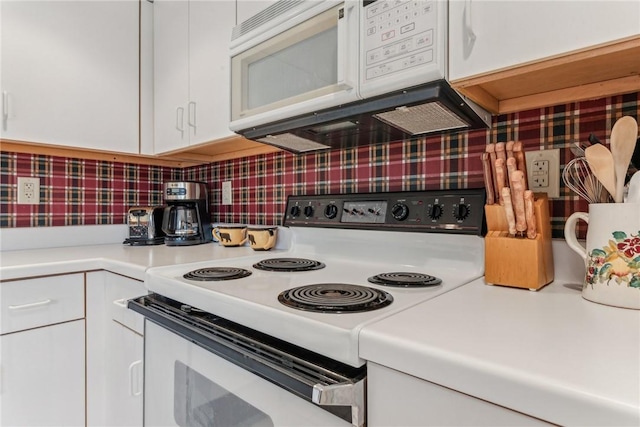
xmin=1 ymin=92 xmax=638 ymax=238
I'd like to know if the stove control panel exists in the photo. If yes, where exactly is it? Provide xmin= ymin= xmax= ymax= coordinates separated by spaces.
xmin=284 ymin=189 xmax=486 ymax=235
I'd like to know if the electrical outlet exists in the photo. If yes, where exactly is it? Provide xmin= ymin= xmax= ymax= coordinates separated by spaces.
xmin=525 ymin=149 xmax=560 ymax=198
xmin=222 ymin=181 xmax=232 ymax=205
xmin=17 ymin=177 xmax=40 ymax=204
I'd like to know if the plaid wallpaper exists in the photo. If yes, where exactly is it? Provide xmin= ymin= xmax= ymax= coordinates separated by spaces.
xmin=1 ymin=92 xmax=638 ymax=238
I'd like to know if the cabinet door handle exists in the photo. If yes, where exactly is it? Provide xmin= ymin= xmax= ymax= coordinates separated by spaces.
xmin=188 ymin=101 xmax=196 ymax=133
xmin=128 ymin=360 xmax=143 ymax=397
xmin=463 ymin=0 xmax=477 ymax=59
xmin=2 ymin=91 xmax=8 ymax=128
xmin=176 ymin=106 xmax=185 ymax=137
xmin=113 ymin=298 xmax=128 ymax=308
xmin=8 ymin=299 xmax=52 ymax=310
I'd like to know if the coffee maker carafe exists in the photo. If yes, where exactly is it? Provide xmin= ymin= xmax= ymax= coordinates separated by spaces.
xmin=162 ymin=181 xmax=212 ymax=246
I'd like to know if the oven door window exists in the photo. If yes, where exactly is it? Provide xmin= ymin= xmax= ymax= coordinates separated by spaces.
xmin=174 ymin=361 xmax=273 ymax=427
xmin=144 ymin=321 xmax=351 ymax=427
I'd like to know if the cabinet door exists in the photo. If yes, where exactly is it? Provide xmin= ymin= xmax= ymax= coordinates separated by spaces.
xmin=0 ymin=320 xmax=85 ymax=427
xmin=188 ymin=0 xmax=236 ymax=145
xmin=105 ymin=321 xmax=144 ymax=427
xmin=86 ymin=271 xmax=147 ymax=427
xmin=153 ymin=0 xmax=190 ymax=153
xmin=0 ymin=0 xmax=139 ymax=152
xmin=448 ymin=0 xmax=640 ymax=81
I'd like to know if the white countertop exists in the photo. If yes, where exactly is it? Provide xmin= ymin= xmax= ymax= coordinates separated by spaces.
xmin=360 ymin=243 xmax=640 ymax=426
xmin=0 ymin=225 xmax=291 ymax=281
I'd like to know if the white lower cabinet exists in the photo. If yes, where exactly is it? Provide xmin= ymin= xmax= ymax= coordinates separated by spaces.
xmin=367 ymin=362 xmax=551 ymax=426
xmin=0 ymin=273 xmax=86 ymax=427
xmin=1 ymin=321 xmax=86 ymax=427
xmin=105 ymin=321 xmax=144 ymax=427
xmin=86 ymin=270 xmax=146 ymax=427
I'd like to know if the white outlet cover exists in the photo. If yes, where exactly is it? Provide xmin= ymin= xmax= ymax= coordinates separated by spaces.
xmin=222 ymin=181 xmax=232 ymax=205
xmin=17 ymin=177 xmax=40 ymax=204
xmin=524 ymin=149 xmax=560 ymax=198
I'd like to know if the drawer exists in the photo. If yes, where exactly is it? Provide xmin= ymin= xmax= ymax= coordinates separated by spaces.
xmin=105 ymin=272 xmax=147 ymax=335
xmin=1 ymin=273 xmax=85 ymax=334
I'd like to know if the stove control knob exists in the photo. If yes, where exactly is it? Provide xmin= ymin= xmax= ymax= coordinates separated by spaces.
xmin=324 ymin=204 xmax=338 ymax=219
xmin=303 ymin=205 xmax=314 ymax=218
xmin=391 ymin=203 xmax=409 ymax=221
xmin=429 ymin=204 xmax=443 ymax=220
xmin=290 ymin=205 xmax=301 ymax=218
xmin=454 ymin=204 xmax=470 ymax=221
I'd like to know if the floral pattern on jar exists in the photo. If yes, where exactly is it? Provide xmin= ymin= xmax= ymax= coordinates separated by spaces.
xmin=587 ymin=231 xmax=640 ymax=289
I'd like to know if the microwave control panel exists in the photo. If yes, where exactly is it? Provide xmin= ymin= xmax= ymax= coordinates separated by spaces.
xmin=361 ymin=0 xmax=439 ymax=83
xmin=284 ymin=189 xmax=486 ymax=235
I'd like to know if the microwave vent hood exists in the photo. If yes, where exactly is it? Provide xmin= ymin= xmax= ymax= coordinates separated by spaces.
xmin=241 ymin=80 xmax=492 ymax=154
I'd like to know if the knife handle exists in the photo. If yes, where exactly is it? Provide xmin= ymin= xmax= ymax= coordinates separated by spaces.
xmin=496 ymin=142 xmax=507 ymax=163
xmin=511 ymin=170 xmax=527 ymax=234
xmin=495 ymin=158 xmax=506 ymax=205
xmin=502 ymin=187 xmax=517 ymax=236
xmin=506 ymin=140 xmax=515 ymax=159
xmin=513 ymin=142 xmax=528 ymax=190
xmin=482 ymin=153 xmax=495 ymax=205
xmin=486 ymin=144 xmax=500 ymax=204
xmin=524 ymin=190 xmax=537 ymax=239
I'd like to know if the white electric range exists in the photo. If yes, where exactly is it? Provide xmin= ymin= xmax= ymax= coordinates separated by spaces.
xmin=131 ymin=189 xmax=486 ymax=427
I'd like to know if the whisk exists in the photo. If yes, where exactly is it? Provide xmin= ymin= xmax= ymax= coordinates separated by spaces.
xmin=562 ymin=157 xmax=608 ymax=203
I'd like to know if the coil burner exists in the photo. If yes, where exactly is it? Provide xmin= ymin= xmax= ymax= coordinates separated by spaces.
xmin=278 ymin=283 xmax=393 ymax=313
xmin=183 ymin=267 xmax=252 ymax=281
xmin=367 ymin=272 xmax=442 ymax=287
xmin=253 ymin=258 xmax=326 ymax=272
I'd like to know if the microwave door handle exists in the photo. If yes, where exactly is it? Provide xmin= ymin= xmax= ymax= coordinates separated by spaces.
xmin=336 ymin=4 xmax=354 ymax=90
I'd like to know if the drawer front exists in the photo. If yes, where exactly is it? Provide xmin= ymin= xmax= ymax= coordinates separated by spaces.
xmin=106 ymin=272 xmax=147 ymax=335
xmin=1 ymin=273 xmax=85 ymax=334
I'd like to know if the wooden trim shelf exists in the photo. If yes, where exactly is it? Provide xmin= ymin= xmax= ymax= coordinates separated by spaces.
xmin=451 ymin=35 xmax=640 ymax=114
xmin=1 ymin=136 xmax=281 ymax=169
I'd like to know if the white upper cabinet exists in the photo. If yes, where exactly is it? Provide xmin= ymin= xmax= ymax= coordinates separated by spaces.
xmin=153 ymin=0 xmax=236 ymax=154
xmin=236 ymin=0 xmax=277 ymax=25
xmin=448 ymin=0 xmax=640 ymax=81
xmin=0 ymin=0 xmax=139 ymax=153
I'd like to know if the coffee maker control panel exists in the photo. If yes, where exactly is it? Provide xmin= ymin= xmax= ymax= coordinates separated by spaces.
xmin=165 ymin=181 xmax=207 ymax=201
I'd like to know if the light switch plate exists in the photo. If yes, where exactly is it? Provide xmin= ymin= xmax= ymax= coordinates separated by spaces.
xmin=222 ymin=181 xmax=232 ymax=205
xmin=525 ymin=149 xmax=560 ymax=198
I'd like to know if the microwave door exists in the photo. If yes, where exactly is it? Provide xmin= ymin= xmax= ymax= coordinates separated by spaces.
xmin=230 ymin=2 xmax=360 ymax=133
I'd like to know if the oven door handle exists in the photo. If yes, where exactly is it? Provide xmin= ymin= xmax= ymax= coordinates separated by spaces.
xmin=312 ymin=378 xmax=365 ymax=427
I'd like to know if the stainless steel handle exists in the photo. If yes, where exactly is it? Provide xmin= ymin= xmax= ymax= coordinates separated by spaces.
xmin=8 ymin=299 xmax=52 ymax=310
xmin=176 ymin=106 xmax=185 ymax=137
xmin=312 ymin=378 xmax=365 ymax=427
xmin=128 ymin=360 xmax=143 ymax=397
xmin=188 ymin=101 xmax=196 ymax=133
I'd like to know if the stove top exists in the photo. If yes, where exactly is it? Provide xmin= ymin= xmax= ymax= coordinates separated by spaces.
xmin=144 ymin=189 xmax=486 ymax=367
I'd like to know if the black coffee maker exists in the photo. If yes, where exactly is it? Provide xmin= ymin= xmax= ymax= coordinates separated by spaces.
xmin=161 ymin=181 xmax=213 ymax=246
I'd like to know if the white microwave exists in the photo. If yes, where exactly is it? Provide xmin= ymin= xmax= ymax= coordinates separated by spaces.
xmin=229 ymin=0 xmax=489 ymax=153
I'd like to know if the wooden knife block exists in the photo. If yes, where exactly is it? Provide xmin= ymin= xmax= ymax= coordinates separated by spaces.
xmin=484 ymin=194 xmax=554 ymax=291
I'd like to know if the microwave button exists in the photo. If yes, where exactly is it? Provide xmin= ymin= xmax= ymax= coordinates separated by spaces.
xmin=382 ymin=30 xmax=395 ymax=42
xmin=367 ymin=26 xmax=376 ymax=36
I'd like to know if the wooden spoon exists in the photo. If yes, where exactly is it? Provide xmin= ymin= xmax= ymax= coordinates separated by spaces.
xmin=610 ymin=116 xmax=639 ymax=202
xmin=585 ymin=143 xmax=617 ymax=202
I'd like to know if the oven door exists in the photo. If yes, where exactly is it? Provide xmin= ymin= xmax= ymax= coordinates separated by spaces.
xmin=133 ymin=294 xmax=365 ymax=427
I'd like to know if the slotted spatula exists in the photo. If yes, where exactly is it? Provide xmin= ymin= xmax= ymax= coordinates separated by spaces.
xmin=585 ymin=143 xmax=617 ymax=202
